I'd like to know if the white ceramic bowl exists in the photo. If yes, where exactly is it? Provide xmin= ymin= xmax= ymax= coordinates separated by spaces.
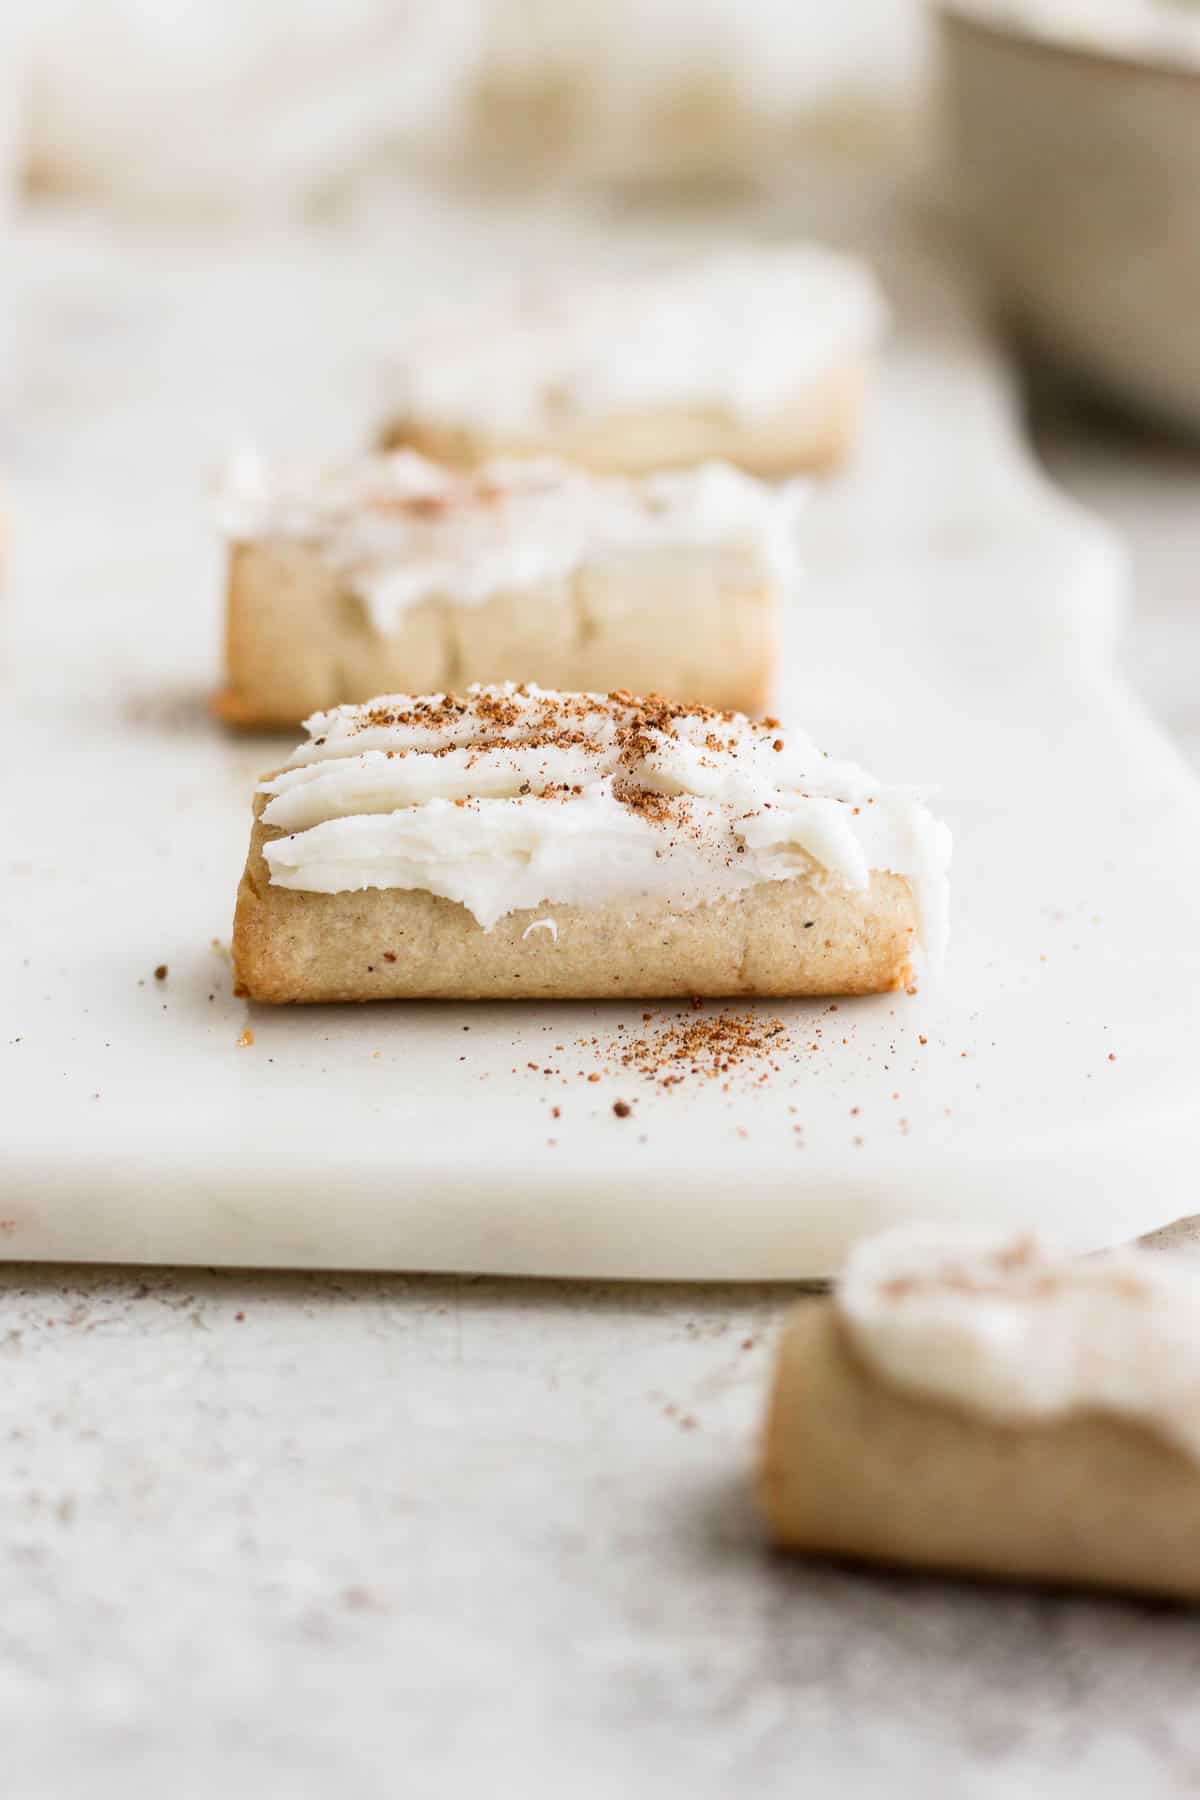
xmin=939 ymin=2 xmax=1200 ymax=432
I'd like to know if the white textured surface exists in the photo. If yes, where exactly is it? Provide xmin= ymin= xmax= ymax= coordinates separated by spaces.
xmin=5 ymin=187 xmax=1200 ymax=1795
xmin=1035 ymin=398 xmax=1200 ymax=773
xmin=7 ymin=1260 xmax=1200 ymax=1800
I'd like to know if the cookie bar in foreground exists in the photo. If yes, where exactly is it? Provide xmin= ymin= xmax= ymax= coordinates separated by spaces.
xmin=215 ymin=452 xmax=793 ymax=726
xmin=232 ymin=685 xmax=950 ymax=1003
xmin=762 ymin=1226 xmax=1200 ymax=1600
xmin=377 ymin=246 xmax=885 ymax=477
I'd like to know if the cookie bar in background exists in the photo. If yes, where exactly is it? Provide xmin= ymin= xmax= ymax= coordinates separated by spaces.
xmin=378 ymin=246 xmax=886 ymax=477
xmin=215 ymin=451 xmax=799 ymax=726
xmin=762 ymin=1226 xmax=1200 ymax=1600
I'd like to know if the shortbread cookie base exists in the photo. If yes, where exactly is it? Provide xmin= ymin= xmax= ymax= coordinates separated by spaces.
xmin=217 ymin=541 xmax=776 ymax=728
xmin=378 ymin=358 xmax=868 ymax=478
xmin=761 ymin=1303 xmax=1200 ymax=1601
xmin=232 ymin=809 xmax=916 ymax=1003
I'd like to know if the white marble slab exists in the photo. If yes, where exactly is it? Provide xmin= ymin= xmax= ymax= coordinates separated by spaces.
xmin=4 ymin=202 xmax=1200 ymax=1275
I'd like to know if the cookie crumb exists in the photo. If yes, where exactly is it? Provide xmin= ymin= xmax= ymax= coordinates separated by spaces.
xmin=613 ymin=1100 xmax=632 ymax=1118
xmin=154 ymin=964 xmax=168 ymax=982
xmin=237 ymin=1027 xmax=255 ymax=1048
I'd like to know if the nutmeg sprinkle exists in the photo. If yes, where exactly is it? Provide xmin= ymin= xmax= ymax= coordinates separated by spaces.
xmin=305 ymin=685 xmax=828 ymax=841
xmin=606 ymin=1009 xmax=791 ymax=1089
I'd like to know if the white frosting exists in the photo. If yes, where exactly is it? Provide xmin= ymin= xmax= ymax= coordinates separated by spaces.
xmin=258 ymin=684 xmax=950 ymax=958
xmin=217 ymin=448 xmax=802 ymax=633
xmin=387 ymin=247 xmax=886 ymax=437
xmin=522 ymin=918 xmax=558 ymax=943
xmin=839 ymin=1224 xmax=1200 ymax=1462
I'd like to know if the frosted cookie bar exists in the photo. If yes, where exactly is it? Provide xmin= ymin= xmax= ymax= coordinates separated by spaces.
xmin=232 ymin=684 xmax=949 ymax=1003
xmin=377 ymin=247 xmax=885 ymax=477
xmin=215 ymin=450 xmax=796 ymax=726
xmin=762 ymin=1226 xmax=1200 ymax=1600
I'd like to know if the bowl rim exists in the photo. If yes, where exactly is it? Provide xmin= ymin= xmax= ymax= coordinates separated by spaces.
xmin=937 ymin=2 xmax=1200 ymax=82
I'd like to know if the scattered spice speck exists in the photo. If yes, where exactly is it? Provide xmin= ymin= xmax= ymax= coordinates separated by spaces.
xmin=599 ymin=1008 xmax=789 ymax=1091
xmin=154 ymin=964 xmax=168 ymax=982
xmin=613 ymin=1100 xmax=632 ymax=1118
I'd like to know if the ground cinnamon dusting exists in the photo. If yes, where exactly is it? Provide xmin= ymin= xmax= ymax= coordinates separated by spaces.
xmin=607 ymin=1009 xmax=790 ymax=1089
xmin=338 ymin=685 xmax=796 ymax=835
